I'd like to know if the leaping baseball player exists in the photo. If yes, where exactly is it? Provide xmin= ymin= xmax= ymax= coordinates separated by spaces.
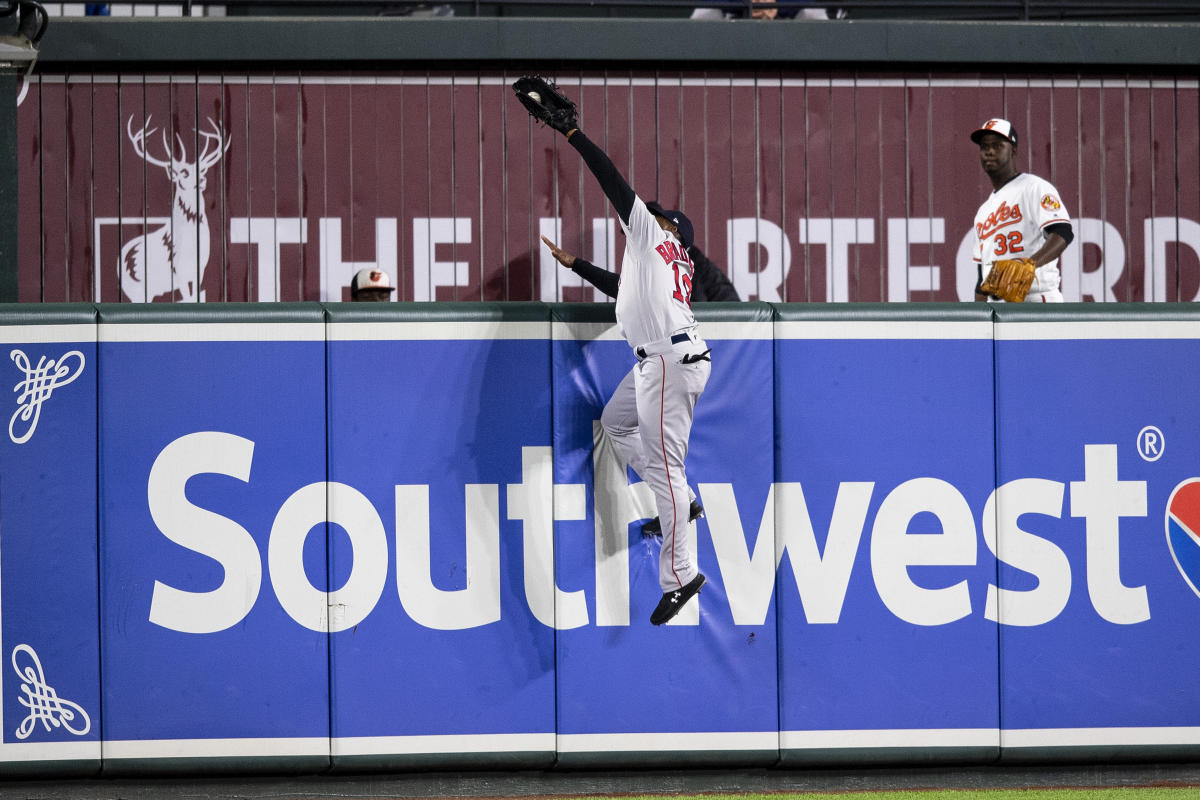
xmin=971 ymin=118 xmax=1075 ymax=303
xmin=514 ymin=76 xmax=710 ymax=626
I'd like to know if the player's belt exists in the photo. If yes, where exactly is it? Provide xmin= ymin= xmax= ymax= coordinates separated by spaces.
xmin=636 ymin=331 xmax=693 ymax=360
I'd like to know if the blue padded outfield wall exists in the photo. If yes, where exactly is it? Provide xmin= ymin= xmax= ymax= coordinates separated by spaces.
xmin=0 ymin=301 xmax=1198 ymax=776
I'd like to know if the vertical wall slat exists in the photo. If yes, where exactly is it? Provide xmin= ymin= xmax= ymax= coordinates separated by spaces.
xmin=16 ymin=76 xmax=41 ymax=301
xmin=18 ymin=70 xmax=1200 ymax=304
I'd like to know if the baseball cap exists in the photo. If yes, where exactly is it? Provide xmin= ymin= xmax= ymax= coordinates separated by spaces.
xmin=970 ymin=118 xmax=1018 ymax=147
xmin=646 ymin=200 xmax=695 ymax=250
xmin=351 ymin=268 xmax=395 ymax=293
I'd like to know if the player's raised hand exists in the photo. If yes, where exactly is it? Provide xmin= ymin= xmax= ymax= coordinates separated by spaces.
xmin=513 ymin=76 xmax=579 ymax=136
xmin=541 ymin=235 xmax=576 ymax=269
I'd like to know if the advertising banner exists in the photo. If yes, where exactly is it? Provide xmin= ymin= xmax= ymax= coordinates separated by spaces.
xmin=774 ymin=305 xmax=1000 ymax=764
xmin=18 ymin=74 xmax=1200 ymax=304
xmin=550 ymin=303 xmax=778 ymax=766
xmin=0 ymin=302 xmax=1198 ymax=774
xmin=993 ymin=306 xmax=1200 ymax=759
xmin=96 ymin=305 xmax=330 ymax=769
xmin=0 ymin=306 xmax=100 ymax=774
xmin=324 ymin=304 xmax=556 ymax=770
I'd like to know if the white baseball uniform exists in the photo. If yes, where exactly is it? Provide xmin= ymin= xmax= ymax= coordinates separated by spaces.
xmin=602 ymin=197 xmax=710 ymax=592
xmin=565 ymin=129 xmax=711 ymax=598
xmin=973 ymin=172 xmax=1071 ymax=302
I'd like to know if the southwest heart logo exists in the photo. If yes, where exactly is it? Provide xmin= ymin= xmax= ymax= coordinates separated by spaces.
xmin=1165 ymin=478 xmax=1200 ymax=599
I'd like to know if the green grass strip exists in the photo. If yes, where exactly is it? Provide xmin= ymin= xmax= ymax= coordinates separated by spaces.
xmin=592 ymin=790 xmax=1200 ymax=800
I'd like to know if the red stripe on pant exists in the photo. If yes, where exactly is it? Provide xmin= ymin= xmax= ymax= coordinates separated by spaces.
xmin=658 ymin=355 xmax=682 ymax=589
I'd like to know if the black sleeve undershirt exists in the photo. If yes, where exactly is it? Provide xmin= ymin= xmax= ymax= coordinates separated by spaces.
xmin=1044 ymin=222 xmax=1074 ymax=247
xmin=568 ymin=131 xmax=636 ymax=225
xmin=569 ymin=257 xmax=621 ymax=299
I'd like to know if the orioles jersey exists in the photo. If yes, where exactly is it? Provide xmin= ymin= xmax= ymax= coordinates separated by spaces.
xmin=973 ymin=172 xmax=1071 ymax=297
xmin=614 ymin=197 xmax=697 ymax=349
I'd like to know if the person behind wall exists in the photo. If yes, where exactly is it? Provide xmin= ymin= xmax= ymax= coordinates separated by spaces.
xmin=541 ymin=222 xmax=741 ymax=303
xmin=350 ymin=268 xmax=396 ymax=302
xmin=970 ymin=118 xmax=1074 ymax=303
xmin=690 ymin=0 xmax=845 ymax=20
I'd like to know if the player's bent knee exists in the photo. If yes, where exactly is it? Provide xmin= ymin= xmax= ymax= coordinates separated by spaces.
xmin=601 ymin=421 xmax=638 ymax=439
xmin=600 ymin=407 xmax=634 ymax=434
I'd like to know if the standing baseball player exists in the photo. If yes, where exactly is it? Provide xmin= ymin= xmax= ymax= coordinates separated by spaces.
xmin=971 ymin=118 xmax=1074 ymax=302
xmin=515 ymin=78 xmax=710 ymax=625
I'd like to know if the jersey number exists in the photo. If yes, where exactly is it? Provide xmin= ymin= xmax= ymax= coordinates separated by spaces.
xmin=672 ymin=264 xmax=694 ymax=308
xmin=992 ymin=231 xmax=1024 ymax=257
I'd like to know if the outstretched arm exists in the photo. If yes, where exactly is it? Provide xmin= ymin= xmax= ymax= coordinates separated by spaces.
xmin=565 ymin=130 xmax=636 ymax=226
xmin=513 ymin=79 xmax=636 ymax=225
xmin=541 ymin=234 xmax=620 ymax=298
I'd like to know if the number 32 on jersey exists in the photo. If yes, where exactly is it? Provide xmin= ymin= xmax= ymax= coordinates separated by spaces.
xmin=993 ymin=230 xmax=1024 ymax=257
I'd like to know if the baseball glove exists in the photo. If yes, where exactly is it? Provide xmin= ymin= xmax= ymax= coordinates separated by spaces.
xmin=980 ymin=257 xmax=1037 ymax=302
xmin=512 ymin=76 xmax=578 ymax=134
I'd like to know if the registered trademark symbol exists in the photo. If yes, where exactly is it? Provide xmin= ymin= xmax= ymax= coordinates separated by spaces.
xmin=1137 ymin=425 xmax=1165 ymax=462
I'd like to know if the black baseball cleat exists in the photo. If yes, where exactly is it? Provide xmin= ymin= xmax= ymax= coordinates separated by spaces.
xmin=642 ymin=500 xmax=704 ymax=536
xmin=650 ymin=573 xmax=706 ymax=626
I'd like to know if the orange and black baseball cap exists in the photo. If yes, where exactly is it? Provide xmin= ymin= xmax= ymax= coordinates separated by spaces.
xmin=351 ymin=268 xmax=396 ymax=293
xmin=970 ymin=118 xmax=1018 ymax=147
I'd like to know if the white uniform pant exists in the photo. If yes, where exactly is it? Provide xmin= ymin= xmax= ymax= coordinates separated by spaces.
xmin=600 ymin=347 xmax=711 ymax=591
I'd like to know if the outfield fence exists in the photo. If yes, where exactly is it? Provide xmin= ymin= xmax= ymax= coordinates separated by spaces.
xmin=1 ymin=301 xmax=1199 ymax=775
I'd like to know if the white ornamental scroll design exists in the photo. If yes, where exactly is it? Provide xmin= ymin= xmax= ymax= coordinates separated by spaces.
xmin=8 ymin=349 xmax=85 ymax=445
xmin=12 ymin=644 xmax=91 ymax=740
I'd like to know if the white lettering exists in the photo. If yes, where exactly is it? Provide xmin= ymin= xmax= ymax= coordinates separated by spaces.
xmin=887 ymin=218 xmax=944 ymax=301
xmin=677 ymin=481 xmax=874 ymax=626
xmin=321 ymin=218 xmax=399 ymax=302
xmin=269 ymin=481 xmax=388 ymax=633
xmin=412 ymin=217 xmax=470 ymax=301
xmin=798 ymin=218 xmax=873 ymax=303
xmin=1059 ymin=218 xmax=1124 ymax=302
xmin=147 ymin=432 xmax=261 ymax=634
xmin=870 ymin=478 xmax=976 ymax=626
xmin=394 ymin=483 xmax=501 ymax=630
xmin=591 ymin=218 xmax=617 ymax=282
xmin=956 ymin=228 xmax=979 ymax=300
xmin=729 ymin=217 xmax=791 ymax=302
xmin=538 ymin=217 xmax=565 ymax=303
xmin=538 ymin=218 xmax=618 ymax=302
xmin=1144 ymin=217 xmax=1200 ymax=302
xmin=777 ymin=481 xmax=874 ymax=624
xmin=701 ymin=483 xmax=777 ymax=625
xmin=1069 ymin=444 xmax=1150 ymax=625
xmin=145 ymin=435 xmax=1157 ymax=633
xmin=229 ymin=217 xmax=308 ymax=302
xmin=982 ymin=479 xmax=1070 ymax=626
xmin=212 ymin=213 xmax=1200 ymax=304
xmin=507 ymin=446 xmax=589 ymax=630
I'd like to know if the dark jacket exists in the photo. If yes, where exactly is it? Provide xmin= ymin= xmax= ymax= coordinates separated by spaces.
xmin=567 ymin=243 xmax=740 ymax=302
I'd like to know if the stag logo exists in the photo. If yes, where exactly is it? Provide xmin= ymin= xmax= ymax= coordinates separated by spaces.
xmin=121 ymin=116 xmax=230 ymax=303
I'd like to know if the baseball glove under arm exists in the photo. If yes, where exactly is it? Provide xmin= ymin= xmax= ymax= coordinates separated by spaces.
xmin=512 ymin=76 xmax=578 ymax=135
xmin=980 ymin=257 xmax=1037 ymax=302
